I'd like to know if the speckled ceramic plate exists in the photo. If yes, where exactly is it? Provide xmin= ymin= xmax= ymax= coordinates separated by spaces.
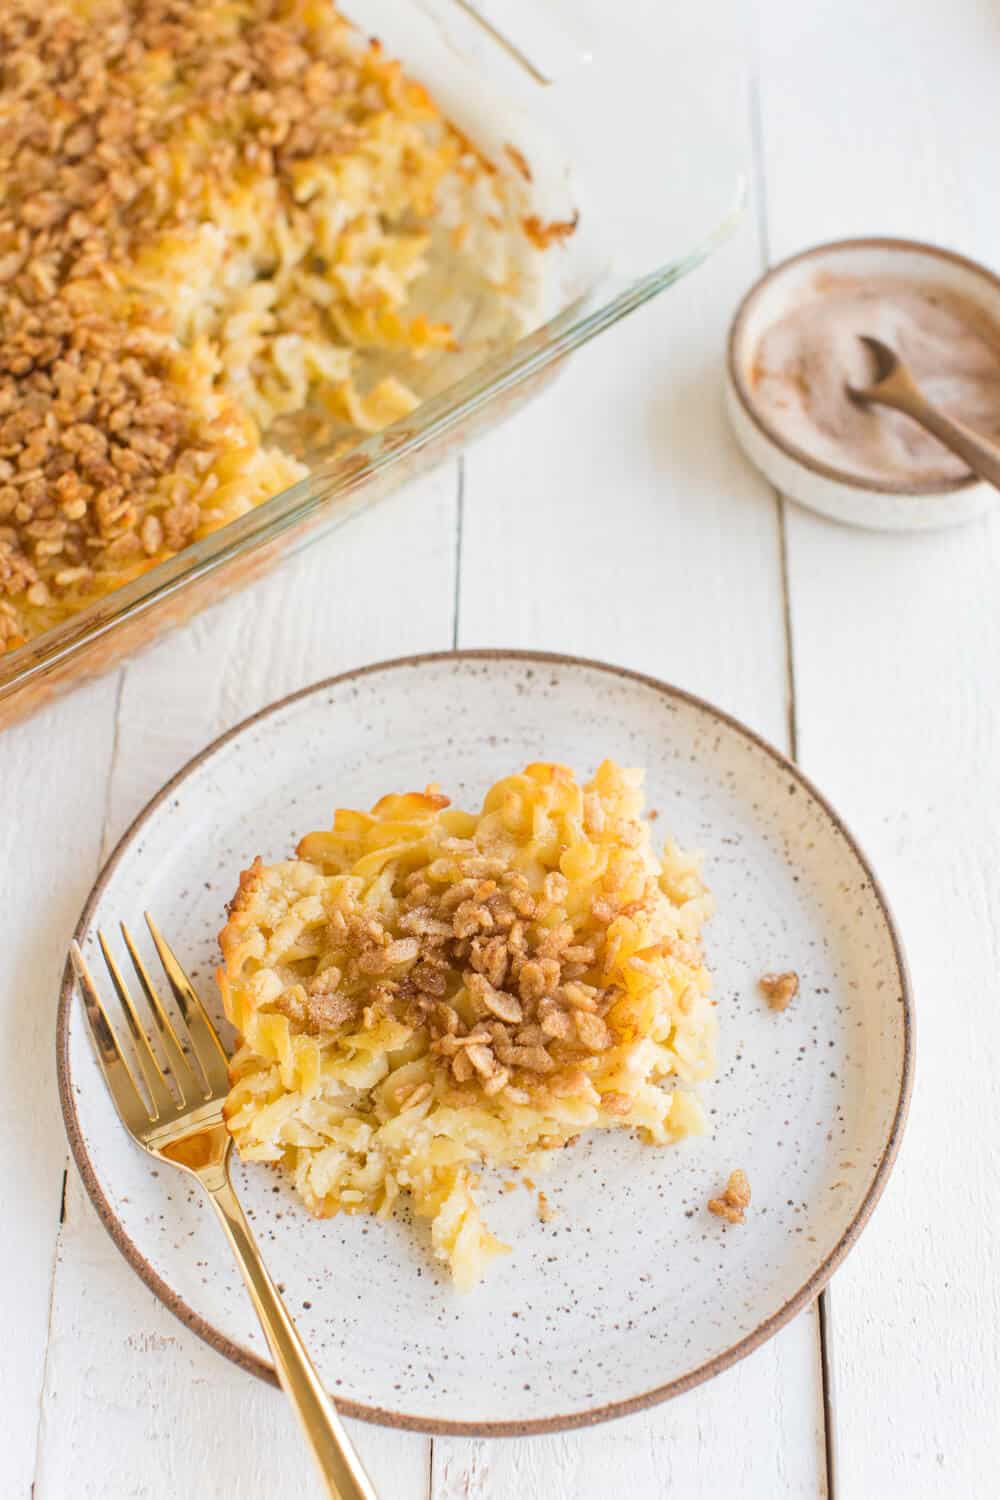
xmin=57 ymin=651 xmax=912 ymax=1434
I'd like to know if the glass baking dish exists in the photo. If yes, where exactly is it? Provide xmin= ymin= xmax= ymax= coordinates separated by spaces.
xmin=0 ymin=0 xmax=744 ymax=728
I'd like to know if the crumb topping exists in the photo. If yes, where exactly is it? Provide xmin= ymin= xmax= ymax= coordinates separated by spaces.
xmin=0 ymin=0 xmax=547 ymax=652
xmin=267 ymin=818 xmax=697 ymax=1109
xmin=522 ymin=212 xmax=579 ymax=250
xmin=1 ymin=0 xmax=389 ymax=636
xmin=219 ymin=760 xmax=716 ymax=1288
xmin=759 ymin=970 xmax=799 ymax=1011
xmin=708 ymin=1169 xmax=751 ymax=1224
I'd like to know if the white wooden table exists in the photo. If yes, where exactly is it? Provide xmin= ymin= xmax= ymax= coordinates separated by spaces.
xmin=4 ymin=1 xmax=998 ymax=1494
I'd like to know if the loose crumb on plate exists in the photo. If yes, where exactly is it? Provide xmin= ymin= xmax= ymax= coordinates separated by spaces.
xmin=708 ymin=1169 xmax=751 ymax=1225
xmin=759 ymin=970 xmax=799 ymax=1011
xmin=537 ymin=1190 xmax=555 ymax=1223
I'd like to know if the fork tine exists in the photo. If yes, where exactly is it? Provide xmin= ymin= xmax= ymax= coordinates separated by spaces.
xmin=119 ymin=923 xmax=207 ymax=1102
xmin=145 ymin=913 xmax=230 ymax=1094
xmin=98 ymin=930 xmax=179 ymax=1119
xmin=70 ymin=942 xmax=151 ymax=1132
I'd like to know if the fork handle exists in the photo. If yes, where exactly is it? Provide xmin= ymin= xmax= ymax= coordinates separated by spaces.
xmin=204 ymin=1173 xmax=379 ymax=1500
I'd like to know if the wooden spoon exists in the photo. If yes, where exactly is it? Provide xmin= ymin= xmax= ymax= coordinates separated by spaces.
xmin=846 ymin=334 xmax=1000 ymax=491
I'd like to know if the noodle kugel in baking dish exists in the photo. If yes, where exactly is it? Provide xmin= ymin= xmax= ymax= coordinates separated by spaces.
xmin=0 ymin=0 xmax=553 ymax=652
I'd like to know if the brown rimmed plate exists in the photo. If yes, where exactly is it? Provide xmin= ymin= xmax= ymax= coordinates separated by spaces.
xmin=57 ymin=650 xmax=912 ymax=1434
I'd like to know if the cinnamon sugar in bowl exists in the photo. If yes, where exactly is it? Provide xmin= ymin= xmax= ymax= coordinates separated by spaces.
xmin=726 ymin=238 xmax=1000 ymax=531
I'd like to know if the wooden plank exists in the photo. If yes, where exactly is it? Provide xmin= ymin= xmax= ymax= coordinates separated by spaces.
xmin=0 ymin=676 xmax=119 ymax=1499
xmin=759 ymin=2 xmax=1000 ymax=1494
xmin=35 ymin=1173 xmax=429 ymax=1500
xmin=436 ymin=166 xmax=827 ymax=1500
xmin=103 ymin=465 xmax=460 ymax=832
xmin=432 ymin=1322 xmax=824 ymax=1498
xmin=36 ymin=469 xmax=458 ymax=1500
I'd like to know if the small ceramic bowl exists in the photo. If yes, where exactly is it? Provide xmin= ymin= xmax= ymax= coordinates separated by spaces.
xmin=725 ymin=237 xmax=1000 ymax=532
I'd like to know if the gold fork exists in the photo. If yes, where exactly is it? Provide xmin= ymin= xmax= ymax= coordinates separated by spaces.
xmin=70 ymin=916 xmax=378 ymax=1500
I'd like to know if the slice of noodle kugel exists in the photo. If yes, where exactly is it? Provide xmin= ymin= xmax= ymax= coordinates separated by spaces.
xmin=219 ymin=760 xmax=715 ymax=1289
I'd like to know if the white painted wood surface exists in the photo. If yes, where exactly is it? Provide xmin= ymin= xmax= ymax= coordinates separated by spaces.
xmin=759 ymin=3 xmax=1000 ymax=1495
xmin=2 ymin=0 xmax=997 ymax=1493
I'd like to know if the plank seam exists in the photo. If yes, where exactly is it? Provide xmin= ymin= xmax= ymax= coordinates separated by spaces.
xmin=817 ymin=1279 xmax=839 ymax=1499
xmin=751 ymin=42 xmax=834 ymax=1500
xmin=27 ymin=1159 xmax=68 ymax=1500
xmin=776 ymin=504 xmax=799 ymax=762
xmin=98 ymin=668 xmax=127 ymax=862
xmin=452 ymin=455 xmax=465 ymax=650
xmin=32 ymin=667 xmax=128 ymax=1498
xmin=748 ymin=68 xmax=772 ymax=272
